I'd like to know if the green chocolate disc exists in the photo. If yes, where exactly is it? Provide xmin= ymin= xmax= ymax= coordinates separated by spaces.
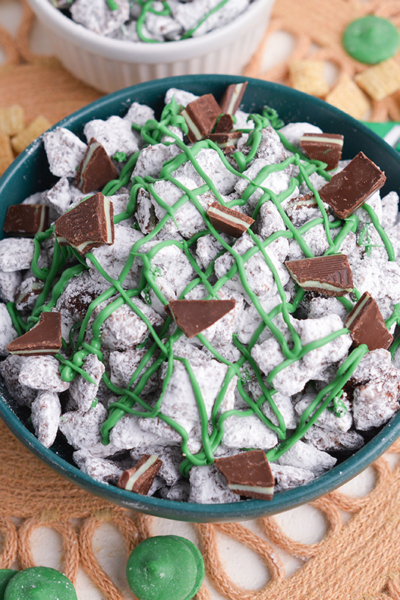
xmin=0 ymin=570 xmax=17 ymax=599
xmin=342 ymin=16 xmax=400 ymax=65
xmin=126 ymin=535 xmax=205 ymax=600
xmin=4 ymin=567 xmax=77 ymax=600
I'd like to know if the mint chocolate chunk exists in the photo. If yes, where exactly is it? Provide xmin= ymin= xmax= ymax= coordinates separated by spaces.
xmin=7 ymin=312 xmax=62 ymax=355
xmin=55 ymin=192 xmax=114 ymax=255
xmin=346 ymin=291 xmax=393 ymax=350
xmin=300 ymin=132 xmax=344 ymax=170
xmin=76 ymin=138 xmax=118 ymax=194
xmin=285 ymin=254 xmax=354 ymax=296
xmin=3 ymin=204 xmax=49 ymax=236
xmin=219 ymin=81 xmax=248 ymax=115
xmin=181 ymin=94 xmax=221 ymax=143
xmin=319 ymin=152 xmax=386 ymax=219
xmin=117 ymin=455 xmax=162 ymax=495
xmin=215 ymin=450 xmax=274 ymax=500
xmin=166 ymin=299 xmax=236 ymax=338
xmin=208 ymin=202 xmax=254 ymax=237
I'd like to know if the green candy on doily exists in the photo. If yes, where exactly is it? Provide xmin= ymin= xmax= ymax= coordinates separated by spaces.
xmin=127 ymin=535 xmax=205 ymax=600
xmin=3 ymin=567 xmax=77 ymax=600
xmin=0 ymin=571 xmax=17 ymax=599
xmin=343 ymin=16 xmax=400 ymax=64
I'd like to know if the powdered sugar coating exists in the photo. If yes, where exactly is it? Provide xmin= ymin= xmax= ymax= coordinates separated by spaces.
xmin=43 ymin=127 xmax=87 ymax=178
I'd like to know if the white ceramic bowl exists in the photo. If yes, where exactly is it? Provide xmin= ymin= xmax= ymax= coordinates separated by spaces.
xmin=27 ymin=0 xmax=275 ymax=93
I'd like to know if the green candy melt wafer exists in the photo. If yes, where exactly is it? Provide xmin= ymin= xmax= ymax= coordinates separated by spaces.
xmin=126 ymin=535 xmax=205 ymax=600
xmin=343 ymin=16 xmax=400 ymax=65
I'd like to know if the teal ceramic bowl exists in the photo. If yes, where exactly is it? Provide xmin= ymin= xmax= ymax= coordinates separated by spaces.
xmin=0 ymin=75 xmax=399 ymax=523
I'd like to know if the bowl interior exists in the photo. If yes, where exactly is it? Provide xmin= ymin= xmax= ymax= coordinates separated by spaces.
xmin=1 ymin=75 xmax=400 ymax=522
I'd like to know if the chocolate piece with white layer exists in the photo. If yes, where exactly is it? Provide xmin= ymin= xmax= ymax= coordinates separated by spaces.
xmin=55 ymin=192 xmax=114 ymax=255
xmin=206 ymin=132 xmax=242 ymax=154
xmin=319 ymin=152 xmax=386 ymax=219
xmin=300 ymin=133 xmax=344 ymax=171
xmin=166 ymin=299 xmax=236 ymax=338
xmin=285 ymin=255 xmax=354 ymax=296
xmin=208 ymin=202 xmax=254 ymax=237
xmin=182 ymin=94 xmax=221 ymax=143
xmin=7 ymin=312 xmax=62 ymax=355
xmin=215 ymin=114 xmax=234 ymax=133
xmin=345 ymin=291 xmax=393 ymax=351
xmin=3 ymin=204 xmax=49 ymax=236
xmin=215 ymin=450 xmax=274 ymax=500
xmin=76 ymin=137 xmax=118 ymax=194
xmin=117 ymin=455 xmax=162 ymax=495
xmin=220 ymin=82 xmax=248 ymax=115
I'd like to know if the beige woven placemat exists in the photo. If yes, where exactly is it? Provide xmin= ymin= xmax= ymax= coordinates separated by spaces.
xmin=2 ymin=2 xmax=400 ymax=599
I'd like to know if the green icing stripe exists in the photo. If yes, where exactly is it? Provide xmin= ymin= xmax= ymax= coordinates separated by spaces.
xmin=9 ymin=95 xmax=400 ymax=479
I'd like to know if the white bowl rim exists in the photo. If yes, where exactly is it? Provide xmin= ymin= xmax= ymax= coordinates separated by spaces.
xmin=27 ymin=0 xmax=272 ymax=61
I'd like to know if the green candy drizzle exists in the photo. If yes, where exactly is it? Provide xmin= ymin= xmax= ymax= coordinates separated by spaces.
xmin=8 ymin=94 xmax=400 ymax=480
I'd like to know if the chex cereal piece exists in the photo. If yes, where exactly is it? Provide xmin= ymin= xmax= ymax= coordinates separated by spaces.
xmin=355 ymin=58 xmax=400 ymax=101
xmin=220 ymin=81 xmax=248 ymax=115
xmin=381 ymin=191 xmax=399 ymax=230
xmin=173 ymin=147 xmax=239 ymax=196
xmin=208 ymin=202 xmax=254 ymax=237
xmin=0 ymin=238 xmax=34 ymax=272
xmin=73 ymin=451 xmax=123 ymax=485
xmin=167 ymin=299 xmax=235 ymax=338
xmin=15 ymin=277 xmax=44 ymax=312
xmin=285 ymin=255 xmax=354 ymax=296
xmin=160 ymin=480 xmax=190 ymax=502
xmin=45 ymin=177 xmax=73 ymax=216
xmin=222 ymin=414 xmax=278 ymax=450
xmin=300 ymin=133 xmax=344 ymax=171
xmin=289 ymin=60 xmax=329 ymax=98
xmin=295 ymin=391 xmax=352 ymax=433
xmin=215 ymin=450 xmax=274 ymax=500
xmin=0 ymin=303 xmax=17 ymax=357
xmin=189 ymin=464 xmax=240 ymax=504
xmin=182 ymin=94 xmax=221 ymax=143
xmin=277 ymin=440 xmax=336 ymax=476
xmin=8 ymin=312 xmax=62 ymax=356
xmin=124 ymin=102 xmax=155 ymax=128
xmin=0 ymin=270 xmax=22 ymax=304
xmin=117 ymin=454 xmax=162 ymax=494
xmin=83 ymin=116 xmax=139 ymax=157
xmin=55 ymin=192 xmax=114 ymax=255
xmin=158 ymin=359 xmax=235 ymax=423
xmin=110 ymin=414 xmax=177 ymax=451
xmin=0 ymin=105 xmax=24 ymax=136
xmin=11 ymin=116 xmax=51 ymax=154
xmin=59 ymin=403 xmax=107 ymax=450
xmin=56 ymin=271 xmax=109 ymax=321
xmin=88 ymin=224 xmax=144 ymax=289
xmin=109 ymin=348 xmax=159 ymax=395
xmin=346 ymin=291 xmax=393 ymax=350
xmin=31 ymin=390 xmax=61 ymax=448
xmin=350 ymin=349 xmax=392 ymax=385
xmin=43 ymin=127 xmax=87 ymax=178
xmin=0 ymin=355 xmax=36 ymax=406
xmin=3 ymin=204 xmax=49 ymax=236
xmin=76 ymin=138 xmax=118 ymax=194
xmin=326 ymin=75 xmax=370 ymax=120
xmin=69 ymin=353 xmax=105 ymax=412
xmin=132 ymin=142 xmax=180 ymax=180
xmin=304 ymin=427 xmax=364 ymax=453
xmin=18 ymin=355 xmax=69 ymax=392
xmin=165 ymin=88 xmax=199 ymax=108
xmin=319 ymin=152 xmax=386 ymax=219
xmin=270 ymin=464 xmax=315 ymax=493
xmin=0 ymin=134 xmax=14 ymax=176
xmin=100 ymin=298 xmax=163 ymax=351
xmin=70 ymin=0 xmax=130 ymax=35
xmin=353 ymin=367 xmax=400 ymax=431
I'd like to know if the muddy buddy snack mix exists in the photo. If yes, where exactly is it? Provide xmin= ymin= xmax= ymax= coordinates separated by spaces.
xmin=2 ymin=81 xmax=400 ymax=505
xmin=47 ymin=0 xmax=255 ymax=43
